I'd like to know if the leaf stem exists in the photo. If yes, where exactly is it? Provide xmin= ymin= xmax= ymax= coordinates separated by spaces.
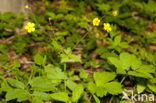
xmin=72 ymin=31 xmax=89 ymax=50
xmin=64 ymin=63 xmax=67 ymax=92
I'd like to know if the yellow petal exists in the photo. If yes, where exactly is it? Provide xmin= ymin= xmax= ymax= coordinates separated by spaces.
xmin=28 ymin=29 xmax=31 ymax=33
xmin=25 ymin=5 xmax=29 ymax=8
xmin=31 ymin=23 xmax=35 ymax=27
xmin=25 ymin=26 xmax=28 ymax=30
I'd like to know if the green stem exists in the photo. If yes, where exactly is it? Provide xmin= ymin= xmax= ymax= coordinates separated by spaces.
xmin=72 ymin=32 xmax=89 ymax=50
xmin=64 ymin=63 xmax=67 ymax=92
xmin=109 ymin=96 xmax=114 ymax=103
xmin=120 ymin=76 xmax=126 ymax=84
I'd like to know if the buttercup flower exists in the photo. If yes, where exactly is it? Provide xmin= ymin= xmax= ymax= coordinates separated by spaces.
xmin=93 ymin=18 xmax=100 ymax=26
xmin=49 ymin=17 xmax=52 ymax=21
xmin=104 ymin=23 xmax=112 ymax=32
xmin=25 ymin=5 xmax=29 ymax=9
xmin=25 ymin=22 xmax=35 ymax=33
xmin=113 ymin=10 xmax=118 ymax=16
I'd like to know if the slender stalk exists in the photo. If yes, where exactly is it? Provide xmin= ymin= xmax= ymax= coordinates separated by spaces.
xmin=64 ymin=63 xmax=67 ymax=92
xmin=72 ymin=31 xmax=89 ymax=50
xmin=120 ymin=76 xmax=126 ymax=84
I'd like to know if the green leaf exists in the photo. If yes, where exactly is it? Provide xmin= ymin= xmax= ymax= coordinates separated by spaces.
xmin=52 ymin=40 xmax=62 ymax=51
xmin=69 ymin=54 xmax=81 ymax=62
xmin=1 ymin=81 xmax=13 ymax=92
xmin=120 ymin=52 xmax=133 ymax=70
xmin=93 ymin=71 xmax=116 ymax=87
xmin=128 ymin=71 xmax=153 ymax=79
xmin=50 ymin=92 xmax=69 ymax=102
xmin=34 ymin=54 xmax=44 ymax=65
xmin=72 ymin=84 xmax=84 ymax=102
xmin=7 ymin=78 xmax=25 ymax=89
xmin=32 ymin=97 xmax=43 ymax=103
xmin=104 ymin=82 xmax=123 ymax=95
xmin=66 ymin=79 xmax=77 ymax=91
xmin=87 ymin=82 xmax=96 ymax=94
xmin=6 ymin=89 xmax=30 ymax=102
xmin=96 ymin=3 xmax=111 ymax=11
xmin=96 ymin=87 xmax=107 ymax=97
xmin=60 ymin=54 xmax=69 ymax=63
xmin=137 ymin=81 xmax=146 ymax=94
xmin=108 ymin=57 xmax=121 ymax=69
xmin=120 ymin=101 xmax=133 ymax=103
xmin=29 ymin=77 xmax=55 ymax=91
xmin=131 ymin=55 xmax=142 ymax=70
xmin=137 ymin=65 xmax=155 ymax=73
xmin=45 ymin=66 xmax=65 ymax=85
xmin=79 ymin=69 xmax=87 ymax=79
xmin=93 ymin=95 xmax=100 ymax=103
xmin=45 ymin=12 xmax=56 ymax=20
xmin=147 ymin=82 xmax=156 ymax=93
xmin=55 ymin=31 xmax=69 ymax=36
xmin=108 ymin=57 xmax=125 ymax=74
xmin=149 ymin=78 xmax=156 ymax=84
xmin=12 ymin=60 xmax=21 ymax=69
xmin=113 ymin=35 xmax=121 ymax=46
xmin=17 ymin=90 xmax=31 ymax=102
xmin=32 ymin=91 xmax=51 ymax=101
xmin=64 ymin=48 xmax=72 ymax=54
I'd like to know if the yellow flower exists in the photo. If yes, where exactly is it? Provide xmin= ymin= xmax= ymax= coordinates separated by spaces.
xmin=104 ymin=23 xmax=112 ymax=32
xmin=93 ymin=18 xmax=100 ymax=26
xmin=49 ymin=17 xmax=52 ymax=21
xmin=113 ymin=10 xmax=118 ymax=16
xmin=25 ymin=5 xmax=29 ymax=9
xmin=25 ymin=22 xmax=35 ymax=33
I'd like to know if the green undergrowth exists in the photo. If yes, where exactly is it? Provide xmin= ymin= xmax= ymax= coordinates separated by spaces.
xmin=0 ymin=0 xmax=156 ymax=103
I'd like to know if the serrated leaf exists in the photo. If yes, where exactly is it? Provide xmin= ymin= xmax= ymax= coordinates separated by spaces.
xmin=137 ymin=81 xmax=146 ymax=94
xmin=29 ymin=77 xmax=55 ymax=91
xmin=87 ymin=82 xmax=96 ymax=94
xmin=113 ymin=35 xmax=121 ymax=46
xmin=128 ymin=71 xmax=153 ymax=79
xmin=34 ymin=54 xmax=44 ymax=65
xmin=147 ymin=82 xmax=156 ymax=93
xmin=69 ymin=54 xmax=81 ymax=62
xmin=32 ymin=97 xmax=43 ymax=103
xmin=149 ymin=78 xmax=156 ymax=83
xmin=79 ymin=69 xmax=87 ymax=79
xmin=55 ymin=31 xmax=69 ymax=36
xmin=120 ymin=52 xmax=133 ymax=70
xmin=6 ymin=89 xmax=30 ymax=102
xmin=108 ymin=57 xmax=121 ymax=69
xmin=131 ymin=55 xmax=142 ymax=70
xmin=17 ymin=90 xmax=31 ymax=102
xmin=66 ymin=79 xmax=77 ymax=91
xmin=64 ymin=48 xmax=72 ymax=54
xmin=137 ymin=65 xmax=155 ymax=73
xmin=96 ymin=3 xmax=111 ymax=11
xmin=45 ymin=66 xmax=65 ymax=85
xmin=120 ymin=101 xmax=133 ymax=103
xmin=32 ymin=91 xmax=51 ymax=101
xmin=52 ymin=40 xmax=62 ymax=51
xmin=72 ymin=84 xmax=84 ymax=102
xmin=7 ymin=78 xmax=25 ymax=89
xmin=108 ymin=57 xmax=125 ymax=74
xmin=104 ymin=82 xmax=123 ymax=95
xmin=96 ymin=87 xmax=107 ymax=97
xmin=93 ymin=71 xmax=116 ymax=87
xmin=50 ymin=92 xmax=69 ymax=102
xmin=60 ymin=54 xmax=69 ymax=63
